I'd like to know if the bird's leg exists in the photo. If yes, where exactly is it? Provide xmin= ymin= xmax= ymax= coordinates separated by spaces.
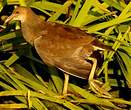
xmin=88 ymin=57 xmax=97 ymax=81
xmin=63 ymin=73 xmax=69 ymax=95
xmin=87 ymin=57 xmax=112 ymax=98
xmin=54 ymin=73 xmax=70 ymax=99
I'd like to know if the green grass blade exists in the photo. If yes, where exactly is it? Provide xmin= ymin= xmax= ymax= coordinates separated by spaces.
xmin=4 ymin=53 xmax=20 ymax=67
xmin=69 ymin=84 xmax=120 ymax=109
xmin=48 ymin=67 xmax=63 ymax=94
xmin=48 ymin=0 xmax=72 ymax=22
xmin=29 ymin=1 xmax=67 ymax=14
xmin=0 ymin=104 xmax=28 ymax=109
xmin=72 ymin=0 xmax=95 ymax=26
xmin=69 ymin=0 xmax=81 ymax=24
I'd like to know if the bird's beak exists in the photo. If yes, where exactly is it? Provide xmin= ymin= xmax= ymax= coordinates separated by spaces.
xmin=5 ymin=14 xmax=16 ymax=24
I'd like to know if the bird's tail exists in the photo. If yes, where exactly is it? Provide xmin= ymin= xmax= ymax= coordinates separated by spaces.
xmin=91 ymin=39 xmax=114 ymax=51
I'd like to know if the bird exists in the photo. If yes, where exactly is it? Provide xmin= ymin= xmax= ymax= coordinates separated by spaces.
xmin=5 ymin=6 xmax=113 ymax=97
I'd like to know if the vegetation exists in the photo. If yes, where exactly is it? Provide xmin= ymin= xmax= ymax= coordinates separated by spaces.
xmin=0 ymin=0 xmax=131 ymax=109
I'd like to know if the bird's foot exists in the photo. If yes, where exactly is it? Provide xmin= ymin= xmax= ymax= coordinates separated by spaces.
xmin=89 ymin=79 xmax=112 ymax=98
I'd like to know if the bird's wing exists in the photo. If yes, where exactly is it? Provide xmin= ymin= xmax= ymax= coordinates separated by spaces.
xmin=38 ymin=22 xmax=95 ymax=45
xmin=38 ymin=22 xmax=113 ymax=51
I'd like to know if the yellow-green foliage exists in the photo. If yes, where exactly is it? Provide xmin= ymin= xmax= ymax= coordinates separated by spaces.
xmin=0 ymin=0 xmax=131 ymax=109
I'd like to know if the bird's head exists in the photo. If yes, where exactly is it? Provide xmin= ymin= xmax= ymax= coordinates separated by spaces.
xmin=5 ymin=6 xmax=32 ymax=23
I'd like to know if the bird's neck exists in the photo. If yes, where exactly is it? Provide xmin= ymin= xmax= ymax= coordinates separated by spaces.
xmin=21 ymin=15 xmax=46 ymax=45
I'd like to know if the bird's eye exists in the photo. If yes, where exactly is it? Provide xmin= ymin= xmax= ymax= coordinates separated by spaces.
xmin=15 ymin=11 xmax=19 ymax=14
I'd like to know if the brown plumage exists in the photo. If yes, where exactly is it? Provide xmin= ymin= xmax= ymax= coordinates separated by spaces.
xmin=5 ymin=6 xmax=113 ymax=95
